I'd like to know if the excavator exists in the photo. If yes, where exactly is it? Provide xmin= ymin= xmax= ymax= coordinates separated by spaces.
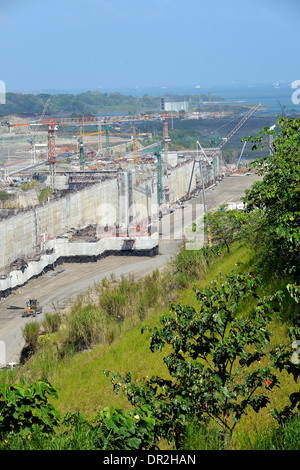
xmin=21 ymin=299 xmax=42 ymax=318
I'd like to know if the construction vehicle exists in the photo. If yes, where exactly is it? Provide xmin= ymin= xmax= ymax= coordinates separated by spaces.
xmin=22 ymin=299 xmax=42 ymax=318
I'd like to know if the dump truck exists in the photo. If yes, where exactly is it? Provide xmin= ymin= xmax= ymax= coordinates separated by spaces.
xmin=22 ymin=299 xmax=42 ymax=318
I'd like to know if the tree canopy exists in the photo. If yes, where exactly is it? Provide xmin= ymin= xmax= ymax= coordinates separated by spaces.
xmin=242 ymin=117 xmax=300 ymax=274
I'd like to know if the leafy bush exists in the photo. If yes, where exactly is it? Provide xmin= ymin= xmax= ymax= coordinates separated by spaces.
xmin=0 ymin=379 xmax=156 ymax=450
xmin=204 ymin=206 xmax=247 ymax=254
xmin=91 ymin=405 xmax=155 ymax=450
xmin=0 ymin=379 xmax=61 ymax=439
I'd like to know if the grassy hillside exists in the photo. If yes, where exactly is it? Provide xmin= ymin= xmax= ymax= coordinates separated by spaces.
xmin=1 ymin=239 xmax=298 ymax=450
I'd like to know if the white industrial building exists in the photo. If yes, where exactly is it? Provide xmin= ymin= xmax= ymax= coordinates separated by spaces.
xmin=161 ymin=96 xmax=189 ymax=113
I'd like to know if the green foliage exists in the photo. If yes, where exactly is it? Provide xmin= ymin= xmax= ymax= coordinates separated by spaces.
xmin=0 ymin=379 xmax=60 ymax=439
xmin=105 ymin=270 xmax=293 ymax=448
xmin=22 ymin=321 xmax=40 ymax=354
xmin=168 ymin=244 xmax=219 ymax=288
xmin=242 ymin=117 xmax=300 ymax=273
xmin=0 ymin=191 xmax=13 ymax=201
xmin=42 ymin=312 xmax=62 ymax=334
xmin=38 ymin=187 xmax=52 ymax=203
xmin=65 ymin=305 xmax=104 ymax=351
xmin=1 ymin=241 xmax=298 ymax=450
xmin=0 ymin=91 xmax=226 ymax=117
xmin=239 ymin=412 xmax=300 ymax=450
xmin=0 ymin=91 xmax=161 ymax=116
xmin=0 ymin=379 xmax=155 ymax=450
xmin=91 ymin=405 xmax=156 ymax=450
xmin=204 ymin=206 xmax=247 ymax=253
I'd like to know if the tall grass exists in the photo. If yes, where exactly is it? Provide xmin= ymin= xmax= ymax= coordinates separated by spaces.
xmin=1 ymin=244 xmax=226 ymax=386
xmin=21 ymin=322 xmax=40 ymax=363
xmin=13 ymin=266 xmax=178 ymax=382
xmin=183 ymin=413 xmax=300 ymax=450
xmin=65 ymin=304 xmax=121 ymax=351
xmin=22 ymin=321 xmax=40 ymax=351
xmin=182 ymin=419 xmax=227 ymax=450
xmin=0 ymin=428 xmax=99 ymax=450
xmin=167 ymin=244 xmax=220 ymax=289
xmin=1 ymin=239 xmax=299 ymax=450
xmin=42 ymin=312 xmax=62 ymax=334
xmin=237 ymin=413 xmax=300 ymax=450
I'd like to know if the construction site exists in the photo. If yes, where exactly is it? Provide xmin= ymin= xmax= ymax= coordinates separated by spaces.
xmin=0 ymin=102 xmax=263 ymax=297
xmin=0 ymin=98 xmax=267 ymax=364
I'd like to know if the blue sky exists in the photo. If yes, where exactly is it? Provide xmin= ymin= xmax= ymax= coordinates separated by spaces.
xmin=0 ymin=0 xmax=299 ymax=93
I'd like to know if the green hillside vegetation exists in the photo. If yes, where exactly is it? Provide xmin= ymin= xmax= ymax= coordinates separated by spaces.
xmin=0 ymin=91 xmax=159 ymax=116
xmin=0 ymin=91 xmax=224 ymax=117
xmin=0 ymin=117 xmax=299 ymax=450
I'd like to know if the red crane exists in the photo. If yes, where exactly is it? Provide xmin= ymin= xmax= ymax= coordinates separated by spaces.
xmin=7 ymin=112 xmax=179 ymax=189
xmin=8 ymin=116 xmax=101 ymax=189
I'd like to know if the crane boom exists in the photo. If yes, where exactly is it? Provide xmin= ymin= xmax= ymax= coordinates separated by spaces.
xmin=217 ymin=104 xmax=261 ymax=150
xmin=237 ymin=140 xmax=247 ymax=168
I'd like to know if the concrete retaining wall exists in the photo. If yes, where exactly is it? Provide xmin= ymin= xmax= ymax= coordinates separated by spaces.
xmin=0 ymin=160 xmax=196 ymax=274
xmin=0 ymin=178 xmax=119 ymax=269
xmin=0 ymin=233 xmax=159 ymax=296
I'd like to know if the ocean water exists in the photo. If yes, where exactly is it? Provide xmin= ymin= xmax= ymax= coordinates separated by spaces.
xmin=123 ymin=82 xmax=300 ymax=115
xmin=200 ymin=82 xmax=300 ymax=115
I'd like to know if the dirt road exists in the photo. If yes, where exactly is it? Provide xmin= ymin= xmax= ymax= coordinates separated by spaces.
xmin=0 ymin=174 xmax=260 ymax=364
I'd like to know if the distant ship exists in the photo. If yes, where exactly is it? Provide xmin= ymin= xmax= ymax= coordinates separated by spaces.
xmin=195 ymin=85 xmax=201 ymax=89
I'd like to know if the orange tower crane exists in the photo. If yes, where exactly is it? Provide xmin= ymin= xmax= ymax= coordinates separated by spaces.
xmin=8 ymin=116 xmax=101 ymax=189
xmin=7 ymin=112 xmax=178 ymax=187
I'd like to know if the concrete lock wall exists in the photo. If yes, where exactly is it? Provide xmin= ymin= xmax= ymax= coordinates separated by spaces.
xmin=0 ymin=232 xmax=159 ymax=293
xmin=0 ymin=178 xmax=118 ymax=269
xmin=0 ymin=161 xmax=196 ymax=274
xmin=131 ymin=160 xmax=196 ymax=222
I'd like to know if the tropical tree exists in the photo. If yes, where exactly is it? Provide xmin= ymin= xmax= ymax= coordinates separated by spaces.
xmin=204 ymin=206 xmax=246 ymax=254
xmin=105 ymin=270 xmax=288 ymax=448
xmin=242 ymin=116 xmax=300 ymax=274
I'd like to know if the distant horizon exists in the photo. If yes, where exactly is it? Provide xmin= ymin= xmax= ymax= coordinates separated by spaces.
xmin=6 ymin=80 xmax=297 ymax=95
xmin=3 ymin=80 xmax=300 ymax=116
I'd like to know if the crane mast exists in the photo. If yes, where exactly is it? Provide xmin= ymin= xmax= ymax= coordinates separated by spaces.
xmin=48 ymin=121 xmax=57 ymax=190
